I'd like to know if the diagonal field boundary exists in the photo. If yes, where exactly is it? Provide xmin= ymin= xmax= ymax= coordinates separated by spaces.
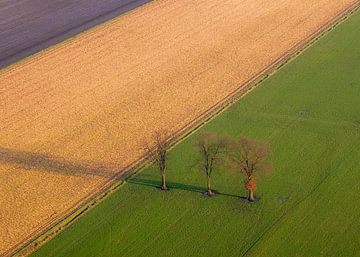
xmin=6 ymin=2 xmax=360 ymax=257
xmin=0 ymin=0 xmax=153 ymax=69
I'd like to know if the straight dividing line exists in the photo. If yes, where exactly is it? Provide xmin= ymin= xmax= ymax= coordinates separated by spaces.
xmin=6 ymin=2 xmax=360 ymax=257
xmin=0 ymin=0 xmax=153 ymax=70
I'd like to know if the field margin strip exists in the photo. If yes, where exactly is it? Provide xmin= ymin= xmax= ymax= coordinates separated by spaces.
xmin=7 ymin=2 xmax=360 ymax=257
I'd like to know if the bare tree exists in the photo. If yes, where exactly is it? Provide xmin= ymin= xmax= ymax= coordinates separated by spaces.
xmin=228 ymin=136 xmax=272 ymax=202
xmin=145 ymin=130 xmax=171 ymax=190
xmin=195 ymin=132 xmax=229 ymax=196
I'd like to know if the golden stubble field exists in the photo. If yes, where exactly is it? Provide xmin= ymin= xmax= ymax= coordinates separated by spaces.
xmin=0 ymin=0 xmax=358 ymax=253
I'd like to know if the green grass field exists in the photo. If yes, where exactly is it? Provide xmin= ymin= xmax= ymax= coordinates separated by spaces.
xmin=32 ymin=9 xmax=360 ymax=257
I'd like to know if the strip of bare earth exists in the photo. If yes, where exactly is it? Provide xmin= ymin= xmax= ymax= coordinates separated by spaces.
xmin=8 ymin=2 xmax=360 ymax=257
xmin=0 ymin=0 xmax=152 ymax=69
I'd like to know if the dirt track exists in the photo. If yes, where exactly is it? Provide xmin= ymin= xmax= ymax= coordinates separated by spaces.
xmin=0 ymin=0 xmax=358 ymax=254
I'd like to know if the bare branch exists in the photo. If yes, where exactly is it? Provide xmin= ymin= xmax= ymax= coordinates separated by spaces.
xmin=194 ymin=132 xmax=229 ymax=196
xmin=228 ymin=136 xmax=273 ymax=201
xmin=144 ymin=130 xmax=171 ymax=190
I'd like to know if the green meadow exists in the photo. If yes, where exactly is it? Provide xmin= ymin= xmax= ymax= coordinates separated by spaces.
xmin=32 ymin=9 xmax=360 ymax=257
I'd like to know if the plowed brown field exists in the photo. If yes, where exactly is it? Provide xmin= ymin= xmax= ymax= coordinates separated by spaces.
xmin=0 ymin=0 xmax=358 ymax=254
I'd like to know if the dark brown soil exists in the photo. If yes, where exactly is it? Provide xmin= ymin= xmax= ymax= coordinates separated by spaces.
xmin=0 ymin=0 xmax=152 ymax=68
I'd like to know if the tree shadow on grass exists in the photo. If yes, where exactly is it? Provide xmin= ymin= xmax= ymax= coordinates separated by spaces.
xmin=0 ymin=147 xmax=116 ymax=179
xmin=127 ymin=177 xmax=240 ymax=198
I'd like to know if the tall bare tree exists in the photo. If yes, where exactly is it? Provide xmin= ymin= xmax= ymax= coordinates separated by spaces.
xmin=229 ymin=136 xmax=272 ymax=202
xmin=195 ymin=132 xmax=229 ymax=196
xmin=145 ymin=130 xmax=171 ymax=190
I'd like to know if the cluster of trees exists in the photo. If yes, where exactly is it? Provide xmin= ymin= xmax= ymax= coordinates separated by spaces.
xmin=146 ymin=131 xmax=272 ymax=202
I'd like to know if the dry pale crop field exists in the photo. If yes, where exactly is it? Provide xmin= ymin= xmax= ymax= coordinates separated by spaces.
xmin=0 ymin=0 xmax=358 ymax=254
xmin=0 ymin=0 xmax=152 ymax=68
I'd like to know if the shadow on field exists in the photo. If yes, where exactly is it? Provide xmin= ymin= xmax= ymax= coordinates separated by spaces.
xmin=127 ymin=177 xmax=240 ymax=198
xmin=0 ymin=147 xmax=115 ymax=178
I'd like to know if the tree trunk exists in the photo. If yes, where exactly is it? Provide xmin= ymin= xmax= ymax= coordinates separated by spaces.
xmin=248 ymin=189 xmax=254 ymax=202
xmin=207 ymin=175 xmax=213 ymax=196
xmin=161 ymin=173 xmax=167 ymax=190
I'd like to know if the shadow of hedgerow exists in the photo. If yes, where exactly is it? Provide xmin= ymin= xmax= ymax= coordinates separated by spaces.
xmin=0 ymin=147 xmax=116 ymax=179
